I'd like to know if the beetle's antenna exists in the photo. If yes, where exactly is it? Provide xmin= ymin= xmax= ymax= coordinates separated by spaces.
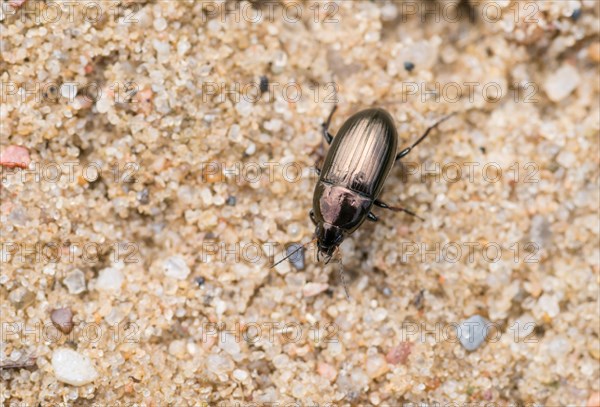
xmin=412 ymin=112 xmax=456 ymax=150
xmin=396 ymin=112 xmax=457 ymax=160
xmin=271 ymin=238 xmax=316 ymax=269
xmin=335 ymin=247 xmax=350 ymax=301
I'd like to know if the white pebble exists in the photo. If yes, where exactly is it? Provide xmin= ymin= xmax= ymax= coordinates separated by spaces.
xmin=544 ymin=65 xmax=580 ymax=102
xmin=536 ymin=293 xmax=560 ymax=318
xmin=245 ymin=142 xmax=256 ymax=155
xmin=233 ymin=368 xmax=249 ymax=381
xmin=556 ymin=150 xmax=576 ymax=167
xmin=163 ymin=256 xmax=190 ymax=280
xmin=302 ymin=282 xmax=329 ymax=297
xmin=273 ymin=251 xmax=291 ymax=275
xmin=95 ymin=98 xmax=111 ymax=114
xmin=207 ymin=354 xmax=234 ymax=374
xmin=60 ymin=83 xmax=77 ymax=100
xmin=380 ymin=3 xmax=398 ymax=21
xmin=372 ymin=307 xmax=388 ymax=322
xmin=94 ymin=267 xmax=124 ymax=291
xmin=350 ymin=368 xmax=369 ymax=388
xmin=397 ymin=38 xmax=440 ymax=70
xmin=152 ymin=40 xmax=171 ymax=63
xmin=207 ymin=19 xmax=221 ymax=32
xmin=152 ymin=39 xmax=170 ymax=55
xmin=168 ymin=340 xmax=186 ymax=358
xmin=513 ymin=314 xmax=536 ymax=340
xmin=366 ymin=353 xmax=388 ymax=378
xmin=236 ymin=99 xmax=253 ymax=117
xmin=177 ymin=39 xmax=190 ymax=55
xmin=264 ymin=119 xmax=282 ymax=132
xmin=272 ymin=354 xmax=289 ymax=369
xmin=153 ymin=17 xmax=167 ymax=31
xmin=200 ymin=187 xmax=213 ymax=206
xmin=63 ymin=269 xmax=86 ymax=294
xmin=219 ymin=339 xmax=240 ymax=357
xmin=271 ymin=50 xmax=287 ymax=74
xmin=228 ymin=124 xmax=242 ymax=143
xmin=52 ymin=348 xmax=98 ymax=386
xmin=214 ymin=299 xmax=227 ymax=315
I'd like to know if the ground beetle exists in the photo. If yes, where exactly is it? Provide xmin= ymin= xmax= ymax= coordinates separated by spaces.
xmin=274 ymin=105 xmax=454 ymax=297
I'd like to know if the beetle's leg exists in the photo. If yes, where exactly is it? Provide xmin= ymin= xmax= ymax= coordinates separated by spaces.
xmin=309 ymin=209 xmax=317 ymax=225
xmin=322 ymin=129 xmax=334 ymax=145
xmin=395 ymin=112 xmax=456 ymax=162
xmin=367 ymin=212 xmax=378 ymax=222
xmin=374 ymin=200 xmax=425 ymax=221
xmin=314 ymin=104 xmax=337 ymax=175
xmin=321 ymin=104 xmax=338 ymax=145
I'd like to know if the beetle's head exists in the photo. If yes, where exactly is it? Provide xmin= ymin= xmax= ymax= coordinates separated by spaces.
xmin=315 ymin=222 xmax=344 ymax=258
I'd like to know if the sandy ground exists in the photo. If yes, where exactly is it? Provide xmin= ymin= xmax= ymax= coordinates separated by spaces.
xmin=1 ymin=0 xmax=599 ymax=405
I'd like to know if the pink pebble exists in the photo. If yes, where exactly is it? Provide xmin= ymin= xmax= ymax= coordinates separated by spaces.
xmin=0 ymin=145 xmax=31 ymax=169
xmin=317 ymin=361 xmax=337 ymax=381
xmin=9 ymin=0 xmax=26 ymax=8
xmin=385 ymin=341 xmax=413 ymax=365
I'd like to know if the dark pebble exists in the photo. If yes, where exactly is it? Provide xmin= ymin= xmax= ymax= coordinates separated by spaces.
xmin=136 ymin=188 xmax=149 ymax=204
xmin=286 ymin=243 xmax=305 ymax=270
xmin=404 ymin=61 xmax=415 ymax=72
xmin=259 ymin=75 xmax=269 ymax=93
xmin=226 ymin=196 xmax=236 ymax=206
xmin=413 ymin=289 xmax=425 ymax=309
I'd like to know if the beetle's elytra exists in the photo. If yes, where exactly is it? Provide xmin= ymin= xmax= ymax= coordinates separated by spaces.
xmin=273 ymin=105 xmax=454 ymax=297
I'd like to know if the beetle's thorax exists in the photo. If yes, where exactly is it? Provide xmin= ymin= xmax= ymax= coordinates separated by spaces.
xmin=313 ymin=182 xmax=372 ymax=234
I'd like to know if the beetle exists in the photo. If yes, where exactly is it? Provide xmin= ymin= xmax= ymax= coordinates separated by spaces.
xmin=273 ymin=105 xmax=454 ymax=296
xmin=311 ymin=106 xmax=453 ymax=257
